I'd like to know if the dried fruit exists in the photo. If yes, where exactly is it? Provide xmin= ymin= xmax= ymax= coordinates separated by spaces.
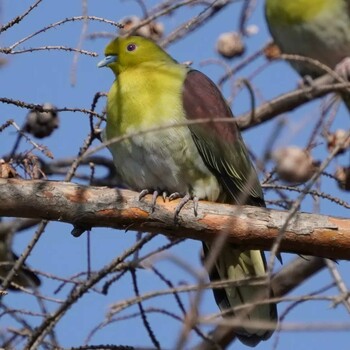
xmin=273 ymin=146 xmax=317 ymax=183
xmin=335 ymin=166 xmax=350 ymax=191
xmin=264 ymin=42 xmax=282 ymax=61
xmin=326 ymin=129 xmax=350 ymax=155
xmin=0 ymin=159 xmax=17 ymax=178
xmin=216 ymin=32 xmax=245 ymax=59
xmin=119 ymin=16 xmax=164 ymax=41
xmin=24 ymin=103 xmax=59 ymax=139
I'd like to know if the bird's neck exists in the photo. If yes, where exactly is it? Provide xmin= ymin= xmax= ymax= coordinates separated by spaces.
xmin=106 ymin=62 xmax=188 ymax=138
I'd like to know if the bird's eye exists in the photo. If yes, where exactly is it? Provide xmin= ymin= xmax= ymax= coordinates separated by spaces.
xmin=127 ymin=43 xmax=137 ymax=52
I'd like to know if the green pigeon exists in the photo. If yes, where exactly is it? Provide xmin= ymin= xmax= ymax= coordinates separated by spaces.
xmin=265 ymin=0 xmax=350 ymax=109
xmin=98 ymin=36 xmax=277 ymax=346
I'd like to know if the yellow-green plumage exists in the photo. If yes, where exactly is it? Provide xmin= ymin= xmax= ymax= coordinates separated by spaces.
xmin=102 ymin=37 xmax=222 ymax=200
xmin=106 ymin=63 xmax=220 ymax=199
xmin=265 ymin=0 xmax=350 ymax=78
xmin=266 ymin=0 xmax=338 ymax=25
xmin=99 ymin=36 xmax=277 ymax=346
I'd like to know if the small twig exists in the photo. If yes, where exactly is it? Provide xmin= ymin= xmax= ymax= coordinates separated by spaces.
xmin=238 ymin=0 xmax=256 ymax=35
xmin=325 ymin=259 xmax=350 ymax=313
xmin=6 ymin=16 xmax=121 ymax=51
xmin=0 ymin=221 xmax=48 ymax=294
xmin=267 ymin=131 xmax=350 ymax=277
xmin=0 ymin=97 xmax=103 ymax=118
xmin=70 ymin=1 xmax=89 ymax=86
xmin=24 ymin=233 xmax=157 ymax=349
xmin=3 ymin=46 xmax=97 ymax=56
xmin=10 ymin=121 xmax=53 ymax=159
xmin=0 ymin=0 xmax=43 ymax=34
xmin=160 ymin=0 xmax=230 ymax=48
xmin=130 ymin=268 xmax=161 ymax=349
xmin=263 ymin=183 xmax=350 ymax=209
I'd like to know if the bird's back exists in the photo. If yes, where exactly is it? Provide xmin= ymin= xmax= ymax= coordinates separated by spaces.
xmin=265 ymin=0 xmax=350 ymax=77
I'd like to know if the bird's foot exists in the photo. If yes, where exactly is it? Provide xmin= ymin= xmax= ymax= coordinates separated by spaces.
xmin=173 ymin=193 xmax=190 ymax=220
xmin=139 ymin=190 xmax=199 ymax=220
xmin=335 ymin=57 xmax=350 ymax=81
xmin=169 ymin=193 xmax=199 ymax=222
xmin=168 ymin=192 xmax=180 ymax=201
xmin=138 ymin=189 xmax=161 ymax=212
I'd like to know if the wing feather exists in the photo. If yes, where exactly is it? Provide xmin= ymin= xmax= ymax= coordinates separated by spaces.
xmin=182 ymin=70 xmax=264 ymax=206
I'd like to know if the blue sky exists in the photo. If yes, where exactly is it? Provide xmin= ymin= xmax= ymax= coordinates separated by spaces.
xmin=1 ymin=0 xmax=350 ymax=349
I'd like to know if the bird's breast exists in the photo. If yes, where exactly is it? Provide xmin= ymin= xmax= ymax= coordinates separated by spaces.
xmin=105 ymin=65 xmax=222 ymax=200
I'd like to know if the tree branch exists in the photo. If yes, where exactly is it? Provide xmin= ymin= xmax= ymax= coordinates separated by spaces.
xmin=0 ymin=178 xmax=349 ymax=260
xmin=236 ymin=73 xmax=350 ymax=130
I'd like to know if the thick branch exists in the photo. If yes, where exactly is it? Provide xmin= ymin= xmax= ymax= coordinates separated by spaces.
xmin=236 ymin=73 xmax=350 ymax=130
xmin=0 ymin=179 xmax=349 ymax=260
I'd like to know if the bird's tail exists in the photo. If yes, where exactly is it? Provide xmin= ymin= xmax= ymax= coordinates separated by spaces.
xmin=203 ymin=243 xmax=277 ymax=347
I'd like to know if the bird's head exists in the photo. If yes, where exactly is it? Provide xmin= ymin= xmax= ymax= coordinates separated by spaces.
xmin=98 ymin=36 xmax=175 ymax=75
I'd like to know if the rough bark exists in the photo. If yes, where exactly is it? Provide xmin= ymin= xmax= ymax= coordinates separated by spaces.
xmin=0 ymin=179 xmax=349 ymax=260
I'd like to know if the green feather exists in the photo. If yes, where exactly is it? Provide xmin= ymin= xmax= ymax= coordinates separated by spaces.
xmin=99 ymin=36 xmax=277 ymax=346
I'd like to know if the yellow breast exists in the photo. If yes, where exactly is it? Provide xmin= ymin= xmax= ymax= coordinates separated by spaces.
xmin=106 ymin=62 xmax=187 ymax=140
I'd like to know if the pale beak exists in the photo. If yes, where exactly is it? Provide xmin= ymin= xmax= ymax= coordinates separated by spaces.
xmin=97 ymin=55 xmax=117 ymax=68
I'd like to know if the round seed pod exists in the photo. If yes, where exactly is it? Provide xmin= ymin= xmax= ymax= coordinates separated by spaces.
xmin=24 ymin=103 xmax=59 ymax=139
xmin=119 ymin=16 xmax=164 ymax=41
xmin=335 ymin=166 xmax=350 ymax=191
xmin=273 ymin=146 xmax=317 ymax=183
xmin=216 ymin=32 xmax=245 ymax=59
xmin=326 ymin=129 xmax=350 ymax=155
